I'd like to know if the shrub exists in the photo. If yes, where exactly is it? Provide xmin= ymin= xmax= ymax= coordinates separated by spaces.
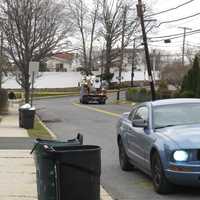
xmin=8 ymin=91 xmax=16 ymax=99
xmin=156 ymin=90 xmax=172 ymax=99
xmin=158 ymin=80 xmax=168 ymax=91
xmin=179 ymin=91 xmax=195 ymax=98
xmin=126 ymin=87 xmax=150 ymax=102
xmin=127 ymin=87 xmax=138 ymax=95
xmin=157 ymin=80 xmax=171 ymax=99
xmin=15 ymin=92 xmax=22 ymax=99
xmin=172 ymin=90 xmax=181 ymax=98
xmin=139 ymin=87 xmax=147 ymax=94
xmin=181 ymin=55 xmax=200 ymax=97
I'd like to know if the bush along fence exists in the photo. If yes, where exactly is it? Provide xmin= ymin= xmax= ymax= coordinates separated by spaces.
xmin=126 ymin=85 xmax=174 ymax=102
xmin=126 ymin=88 xmax=151 ymax=102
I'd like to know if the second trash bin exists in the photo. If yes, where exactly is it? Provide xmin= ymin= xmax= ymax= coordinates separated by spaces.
xmin=32 ymin=134 xmax=101 ymax=200
xmin=19 ymin=104 xmax=35 ymax=129
xmin=19 ymin=104 xmax=31 ymax=128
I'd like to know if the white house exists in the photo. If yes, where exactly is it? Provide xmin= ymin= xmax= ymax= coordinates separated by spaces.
xmin=46 ymin=52 xmax=81 ymax=72
xmin=123 ymin=48 xmax=146 ymax=72
xmin=107 ymin=48 xmax=146 ymax=72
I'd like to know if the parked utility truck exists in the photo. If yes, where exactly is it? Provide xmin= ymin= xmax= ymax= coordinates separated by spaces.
xmin=80 ymin=76 xmax=107 ymax=104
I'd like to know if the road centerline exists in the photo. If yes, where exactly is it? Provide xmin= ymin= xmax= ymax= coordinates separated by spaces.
xmin=73 ymin=103 xmax=121 ymax=118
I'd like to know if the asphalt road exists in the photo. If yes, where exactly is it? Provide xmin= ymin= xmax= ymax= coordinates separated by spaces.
xmin=35 ymin=95 xmax=200 ymax=200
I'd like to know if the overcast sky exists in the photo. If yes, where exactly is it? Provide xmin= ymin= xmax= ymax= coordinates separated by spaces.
xmin=147 ymin=0 xmax=200 ymax=53
xmin=71 ymin=0 xmax=200 ymax=55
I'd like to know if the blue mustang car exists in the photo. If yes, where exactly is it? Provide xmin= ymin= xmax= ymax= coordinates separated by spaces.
xmin=117 ymin=98 xmax=200 ymax=194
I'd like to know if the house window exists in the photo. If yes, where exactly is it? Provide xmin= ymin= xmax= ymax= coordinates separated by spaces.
xmin=56 ymin=63 xmax=64 ymax=72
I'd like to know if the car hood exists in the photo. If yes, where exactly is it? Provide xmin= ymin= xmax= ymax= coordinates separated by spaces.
xmin=156 ymin=124 xmax=200 ymax=149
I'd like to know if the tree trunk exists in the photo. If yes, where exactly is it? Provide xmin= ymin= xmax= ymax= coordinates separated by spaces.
xmin=24 ymin=84 xmax=30 ymax=103
xmin=88 ymin=6 xmax=98 ymax=72
xmin=0 ymin=71 xmax=2 ymax=89
xmin=117 ymin=6 xmax=127 ymax=100
xmin=24 ymin=71 xmax=30 ymax=103
xmin=104 ymin=38 xmax=112 ymax=86
xmin=105 ymin=39 xmax=112 ymax=75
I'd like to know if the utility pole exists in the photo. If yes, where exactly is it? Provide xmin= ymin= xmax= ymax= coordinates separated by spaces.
xmin=117 ymin=6 xmax=127 ymax=101
xmin=137 ymin=0 xmax=156 ymax=100
xmin=179 ymin=27 xmax=192 ymax=66
xmin=131 ymin=38 xmax=136 ymax=87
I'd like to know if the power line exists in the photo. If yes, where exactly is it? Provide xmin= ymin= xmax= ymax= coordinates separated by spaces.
xmin=155 ymin=12 xmax=200 ymax=27
xmin=148 ymin=43 xmax=182 ymax=48
xmin=146 ymin=0 xmax=195 ymax=17
xmin=148 ymin=28 xmax=200 ymax=39
xmin=149 ymin=30 xmax=200 ymax=42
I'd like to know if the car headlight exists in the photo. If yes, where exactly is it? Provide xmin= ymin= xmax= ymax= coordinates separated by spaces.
xmin=173 ymin=150 xmax=188 ymax=161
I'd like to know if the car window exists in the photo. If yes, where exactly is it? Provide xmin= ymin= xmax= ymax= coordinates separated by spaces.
xmin=128 ymin=108 xmax=136 ymax=121
xmin=153 ymin=103 xmax=200 ymax=128
xmin=133 ymin=106 xmax=148 ymax=121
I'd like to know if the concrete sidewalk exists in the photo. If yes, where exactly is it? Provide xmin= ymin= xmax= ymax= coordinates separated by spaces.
xmin=0 ymin=104 xmax=113 ymax=200
xmin=0 ymin=150 xmax=37 ymax=200
xmin=0 ymin=104 xmax=36 ymax=200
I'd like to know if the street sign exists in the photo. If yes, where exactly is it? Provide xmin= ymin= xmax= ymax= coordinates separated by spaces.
xmin=29 ymin=62 xmax=39 ymax=77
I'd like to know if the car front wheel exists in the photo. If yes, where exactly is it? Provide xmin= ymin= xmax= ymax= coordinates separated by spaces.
xmin=151 ymin=152 xmax=174 ymax=194
xmin=118 ymin=139 xmax=133 ymax=171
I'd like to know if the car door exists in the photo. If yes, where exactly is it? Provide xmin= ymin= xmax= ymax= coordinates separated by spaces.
xmin=127 ymin=106 xmax=149 ymax=168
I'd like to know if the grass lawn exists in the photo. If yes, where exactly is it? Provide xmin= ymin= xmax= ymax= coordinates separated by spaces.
xmin=27 ymin=118 xmax=52 ymax=139
xmin=14 ymin=91 xmax=79 ymax=99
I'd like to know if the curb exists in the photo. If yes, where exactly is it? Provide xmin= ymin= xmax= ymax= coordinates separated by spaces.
xmin=100 ymin=186 xmax=113 ymax=200
xmin=36 ymin=115 xmax=113 ymax=200
xmin=36 ymin=115 xmax=57 ymax=139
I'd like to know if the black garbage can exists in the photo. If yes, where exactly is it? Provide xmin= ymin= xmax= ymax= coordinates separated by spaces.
xmin=55 ymin=145 xmax=101 ymax=200
xmin=19 ymin=104 xmax=32 ymax=128
xmin=21 ymin=108 xmax=35 ymax=129
xmin=30 ymin=134 xmax=101 ymax=200
xmin=19 ymin=107 xmax=28 ymax=128
xmin=18 ymin=107 xmax=23 ymax=128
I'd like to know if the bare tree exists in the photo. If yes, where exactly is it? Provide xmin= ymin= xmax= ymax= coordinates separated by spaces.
xmin=0 ymin=0 xmax=70 ymax=102
xmin=99 ymin=0 xmax=139 ymax=85
xmin=88 ymin=1 xmax=99 ymax=71
xmin=161 ymin=63 xmax=190 ymax=89
xmin=186 ymin=46 xmax=200 ymax=66
xmin=100 ymin=0 xmax=123 ymax=79
xmin=67 ymin=0 xmax=99 ymax=75
xmin=0 ymin=31 xmax=4 ymax=89
xmin=0 ymin=55 xmax=11 ymax=88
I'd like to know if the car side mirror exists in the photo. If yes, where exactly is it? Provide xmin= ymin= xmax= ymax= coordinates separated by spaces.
xmin=132 ymin=119 xmax=148 ymax=128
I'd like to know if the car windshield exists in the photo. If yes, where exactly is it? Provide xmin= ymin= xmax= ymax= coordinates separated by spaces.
xmin=153 ymin=103 xmax=200 ymax=129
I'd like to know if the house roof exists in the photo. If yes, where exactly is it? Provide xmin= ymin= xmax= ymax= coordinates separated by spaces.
xmin=52 ymin=52 xmax=74 ymax=61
